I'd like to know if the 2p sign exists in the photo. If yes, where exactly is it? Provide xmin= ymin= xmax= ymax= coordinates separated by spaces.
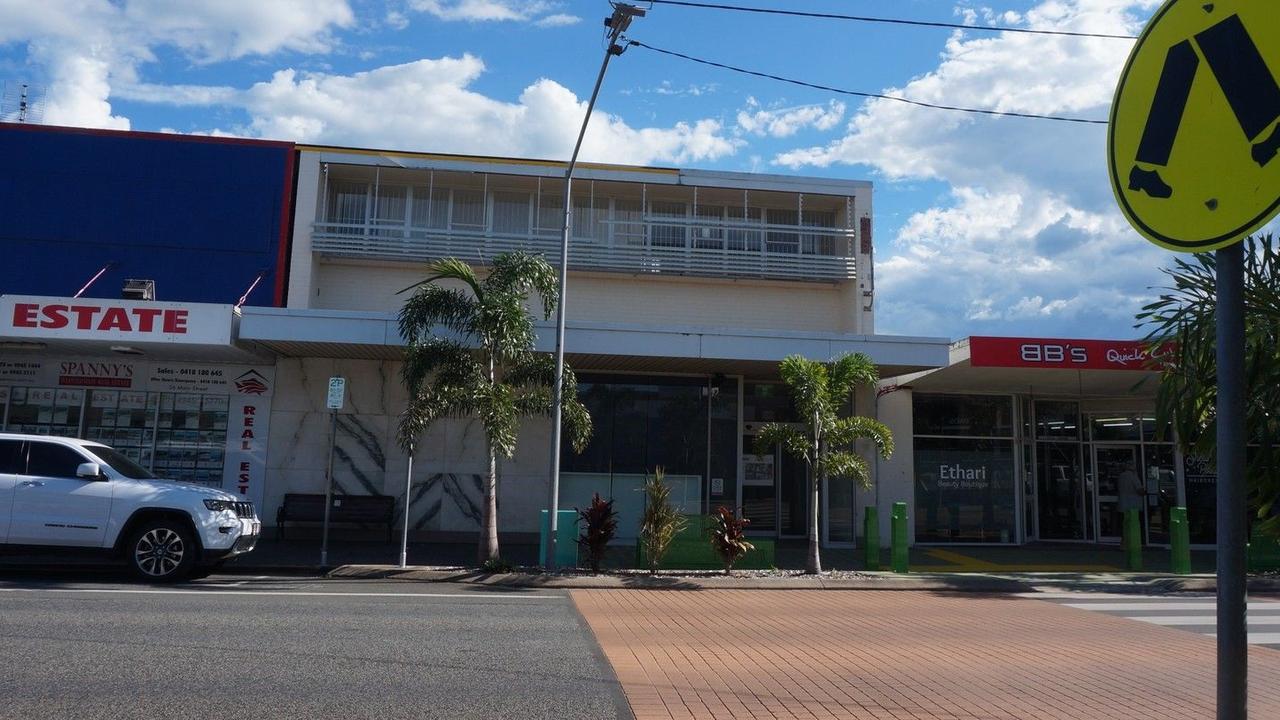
xmin=327 ymin=377 xmax=345 ymax=411
xmin=1109 ymin=0 xmax=1280 ymax=251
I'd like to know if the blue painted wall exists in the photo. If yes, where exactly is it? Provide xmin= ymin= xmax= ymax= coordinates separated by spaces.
xmin=0 ymin=124 xmax=293 ymax=306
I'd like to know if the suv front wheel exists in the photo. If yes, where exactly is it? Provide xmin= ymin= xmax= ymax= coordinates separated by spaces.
xmin=126 ymin=520 xmax=196 ymax=582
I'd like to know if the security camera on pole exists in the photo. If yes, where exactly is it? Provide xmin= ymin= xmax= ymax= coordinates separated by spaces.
xmin=1108 ymin=3 xmax=1280 ymax=716
xmin=321 ymin=376 xmax=345 ymax=567
xmin=545 ymin=2 xmax=646 ymax=572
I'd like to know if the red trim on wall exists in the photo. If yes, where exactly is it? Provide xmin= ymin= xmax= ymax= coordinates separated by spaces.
xmin=273 ymin=150 xmax=298 ymax=307
xmin=968 ymin=336 xmax=1170 ymax=371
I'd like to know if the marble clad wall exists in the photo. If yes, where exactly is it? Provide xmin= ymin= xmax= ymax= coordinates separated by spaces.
xmin=266 ymin=357 xmax=553 ymax=534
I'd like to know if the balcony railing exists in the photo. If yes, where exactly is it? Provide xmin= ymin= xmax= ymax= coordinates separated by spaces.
xmin=311 ymin=218 xmax=857 ymax=282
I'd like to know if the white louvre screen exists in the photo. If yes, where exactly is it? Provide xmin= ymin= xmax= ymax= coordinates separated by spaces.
xmin=492 ymin=192 xmax=531 ymax=236
xmin=326 ymin=181 xmax=368 ymax=225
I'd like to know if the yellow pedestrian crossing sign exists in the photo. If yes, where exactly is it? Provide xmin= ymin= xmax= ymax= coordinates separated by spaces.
xmin=1109 ymin=0 xmax=1280 ymax=252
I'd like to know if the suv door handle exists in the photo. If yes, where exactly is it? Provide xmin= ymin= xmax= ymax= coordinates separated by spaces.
xmin=18 ymin=480 xmax=44 ymax=487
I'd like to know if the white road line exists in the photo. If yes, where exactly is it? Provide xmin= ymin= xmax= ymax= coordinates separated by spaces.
xmin=1021 ymin=592 xmax=1213 ymax=599
xmin=0 ymin=587 xmax=561 ymax=600
xmin=1129 ymin=615 xmax=1280 ymax=626
xmin=1209 ymin=632 xmax=1280 ymax=645
xmin=1062 ymin=601 xmax=1280 ymax=611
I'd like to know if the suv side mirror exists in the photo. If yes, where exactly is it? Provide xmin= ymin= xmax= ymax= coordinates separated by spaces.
xmin=76 ymin=462 xmax=106 ymax=480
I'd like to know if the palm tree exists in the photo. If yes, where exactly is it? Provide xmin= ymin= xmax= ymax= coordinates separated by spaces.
xmin=755 ymin=353 xmax=893 ymax=574
xmin=1137 ymin=234 xmax=1280 ymax=536
xmin=396 ymin=252 xmax=592 ymax=563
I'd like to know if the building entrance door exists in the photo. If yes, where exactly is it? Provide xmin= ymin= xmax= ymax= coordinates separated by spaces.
xmin=1094 ymin=445 xmax=1142 ymax=543
xmin=741 ymin=425 xmax=808 ymax=538
xmin=1037 ymin=442 xmax=1089 ymax=541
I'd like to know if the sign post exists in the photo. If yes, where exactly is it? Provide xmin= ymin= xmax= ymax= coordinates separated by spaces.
xmin=1109 ymin=3 xmax=1280 ymax=716
xmin=320 ymin=377 xmax=345 ymax=567
xmin=401 ymin=446 xmax=413 ymax=569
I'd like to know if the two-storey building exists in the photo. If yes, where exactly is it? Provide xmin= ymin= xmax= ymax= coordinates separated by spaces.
xmin=238 ymin=144 xmax=949 ymax=546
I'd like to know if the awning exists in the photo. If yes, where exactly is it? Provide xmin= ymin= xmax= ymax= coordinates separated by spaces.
xmin=237 ymin=306 xmax=950 ymax=379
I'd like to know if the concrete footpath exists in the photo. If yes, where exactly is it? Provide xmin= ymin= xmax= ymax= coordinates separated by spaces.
xmin=326 ymin=563 xmax=1280 ymax=594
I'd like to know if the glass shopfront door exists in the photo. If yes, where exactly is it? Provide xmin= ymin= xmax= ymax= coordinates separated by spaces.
xmin=1094 ymin=445 xmax=1141 ymax=543
xmin=742 ymin=429 xmax=808 ymax=538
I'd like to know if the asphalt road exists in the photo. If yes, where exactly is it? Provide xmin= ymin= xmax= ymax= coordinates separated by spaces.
xmin=0 ymin=571 xmax=630 ymax=720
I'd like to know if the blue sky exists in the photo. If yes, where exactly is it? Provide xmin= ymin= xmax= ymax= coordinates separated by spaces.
xmin=0 ymin=0 xmax=1185 ymax=341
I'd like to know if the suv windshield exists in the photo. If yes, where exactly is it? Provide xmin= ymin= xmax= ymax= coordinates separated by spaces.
xmin=85 ymin=445 xmax=156 ymax=480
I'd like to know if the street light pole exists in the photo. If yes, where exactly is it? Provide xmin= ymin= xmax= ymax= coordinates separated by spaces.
xmin=545 ymin=4 xmax=645 ymax=571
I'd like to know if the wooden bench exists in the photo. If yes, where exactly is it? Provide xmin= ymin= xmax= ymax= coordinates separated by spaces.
xmin=276 ymin=493 xmax=396 ymax=543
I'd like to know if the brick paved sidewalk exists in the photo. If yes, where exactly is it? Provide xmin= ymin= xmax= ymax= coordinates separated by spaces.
xmin=573 ymin=589 xmax=1280 ymax=719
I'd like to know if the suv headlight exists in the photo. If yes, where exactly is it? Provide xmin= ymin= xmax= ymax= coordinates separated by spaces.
xmin=204 ymin=499 xmax=235 ymax=512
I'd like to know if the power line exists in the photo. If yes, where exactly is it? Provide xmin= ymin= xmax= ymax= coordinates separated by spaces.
xmin=646 ymin=0 xmax=1138 ymax=40
xmin=627 ymin=40 xmax=1110 ymax=125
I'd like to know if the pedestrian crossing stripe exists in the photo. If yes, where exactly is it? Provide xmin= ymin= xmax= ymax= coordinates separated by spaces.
xmin=1033 ymin=591 xmax=1280 ymax=647
xmin=1108 ymin=0 xmax=1280 ymax=252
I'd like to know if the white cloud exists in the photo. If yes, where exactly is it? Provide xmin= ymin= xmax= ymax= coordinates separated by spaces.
xmin=736 ymin=97 xmax=845 ymax=138
xmin=0 ymin=0 xmax=354 ymax=129
xmin=777 ymin=0 xmax=1168 ymax=339
xmin=535 ymin=13 xmax=581 ymax=28
xmin=407 ymin=0 xmax=580 ymax=27
xmin=123 ymin=0 xmax=354 ymax=61
xmin=220 ymin=57 xmax=739 ymax=165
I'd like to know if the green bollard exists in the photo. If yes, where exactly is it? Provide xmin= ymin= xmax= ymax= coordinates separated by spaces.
xmin=1170 ymin=506 xmax=1191 ymax=575
xmin=891 ymin=502 xmax=909 ymax=574
xmin=863 ymin=507 xmax=881 ymax=571
xmin=1124 ymin=508 xmax=1142 ymax=571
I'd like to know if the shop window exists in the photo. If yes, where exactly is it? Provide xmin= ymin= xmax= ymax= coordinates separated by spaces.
xmin=1183 ymin=454 xmax=1216 ymax=544
xmin=1142 ymin=415 xmax=1173 ymax=442
xmin=84 ymin=390 xmax=156 ymax=468
xmin=914 ymin=437 xmax=1016 ymax=543
xmin=913 ymin=394 xmax=1013 ymax=437
xmin=561 ymin=374 xmax=713 ymax=541
xmin=744 ymin=382 xmax=798 ymax=424
xmin=1037 ymin=441 xmax=1086 ymax=540
xmin=1144 ymin=444 xmax=1178 ymax=544
xmin=5 ymin=387 xmax=81 ymax=437
xmin=1035 ymin=401 xmax=1080 ymax=440
xmin=1091 ymin=415 xmax=1141 ymax=442
xmin=153 ymin=393 xmax=228 ymax=486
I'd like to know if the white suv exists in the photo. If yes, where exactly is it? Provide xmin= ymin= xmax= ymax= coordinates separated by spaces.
xmin=0 ymin=433 xmax=260 ymax=581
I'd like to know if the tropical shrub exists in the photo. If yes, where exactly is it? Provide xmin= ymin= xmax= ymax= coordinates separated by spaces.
xmin=709 ymin=506 xmax=754 ymax=575
xmin=481 ymin=556 xmax=515 ymax=574
xmin=639 ymin=467 xmax=687 ymax=574
xmin=577 ymin=493 xmax=618 ymax=573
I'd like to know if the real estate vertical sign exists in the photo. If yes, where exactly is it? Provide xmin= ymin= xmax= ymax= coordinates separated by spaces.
xmin=226 ymin=368 xmax=274 ymax=510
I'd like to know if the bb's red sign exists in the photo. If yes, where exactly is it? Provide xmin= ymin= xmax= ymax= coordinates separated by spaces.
xmin=969 ymin=337 xmax=1169 ymax=371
